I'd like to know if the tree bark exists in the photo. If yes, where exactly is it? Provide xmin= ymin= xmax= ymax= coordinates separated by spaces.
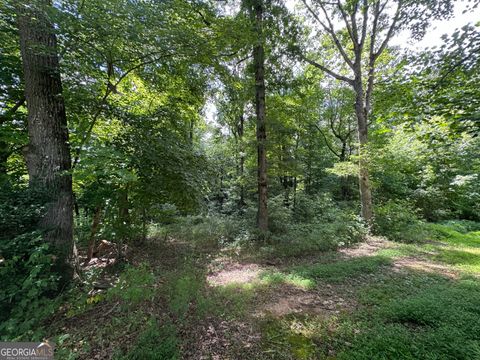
xmin=16 ymin=0 xmax=74 ymax=279
xmin=85 ymin=206 xmax=103 ymax=264
xmin=252 ymin=0 xmax=268 ymax=231
xmin=353 ymin=76 xmax=373 ymax=224
xmin=238 ymin=114 xmax=246 ymax=208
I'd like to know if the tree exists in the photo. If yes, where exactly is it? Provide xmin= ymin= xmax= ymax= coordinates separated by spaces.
xmin=298 ymin=0 xmax=453 ymax=223
xmin=16 ymin=0 xmax=74 ymax=278
xmin=249 ymin=0 xmax=269 ymax=231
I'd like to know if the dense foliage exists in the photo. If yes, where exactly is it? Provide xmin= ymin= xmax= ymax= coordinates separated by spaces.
xmin=0 ymin=184 xmax=60 ymax=339
xmin=1 ymin=0 xmax=479 ymax=357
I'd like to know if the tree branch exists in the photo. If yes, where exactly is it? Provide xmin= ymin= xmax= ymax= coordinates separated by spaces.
xmin=302 ymin=55 xmax=354 ymax=84
xmin=350 ymin=0 xmax=360 ymax=46
xmin=72 ymin=52 xmax=175 ymax=169
xmin=359 ymin=0 xmax=369 ymax=50
xmin=0 ymin=97 xmax=26 ymax=125
xmin=374 ymin=0 xmax=402 ymax=60
xmin=301 ymin=0 xmax=354 ymax=69
xmin=317 ymin=0 xmax=355 ymax=69
xmin=432 ymin=48 xmax=480 ymax=90
xmin=337 ymin=0 xmax=356 ymax=44
xmin=314 ymin=123 xmax=340 ymax=158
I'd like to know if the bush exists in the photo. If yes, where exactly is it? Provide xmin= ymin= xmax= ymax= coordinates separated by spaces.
xmin=0 ymin=184 xmax=60 ymax=340
xmin=150 ymin=203 xmax=179 ymax=224
xmin=267 ymin=195 xmax=293 ymax=233
xmin=374 ymin=200 xmax=429 ymax=243
xmin=265 ymin=197 xmax=367 ymax=258
xmin=167 ymin=215 xmax=250 ymax=248
xmin=167 ymin=194 xmax=367 ymax=258
xmin=293 ymin=193 xmax=337 ymax=223
xmin=437 ymin=220 xmax=480 ymax=234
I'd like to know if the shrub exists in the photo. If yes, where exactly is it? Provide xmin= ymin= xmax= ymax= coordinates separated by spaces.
xmin=150 ymin=203 xmax=179 ymax=224
xmin=293 ymin=193 xmax=339 ymax=223
xmin=374 ymin=200 xmax=428 ymax=242
xmin=265 ymin=207 xmax=367 ymax=258
xmin=268 ymin=195 xmax=293 ymax=233
xmin=437 ymin=220 xmax=480 ymax=234
xmin=167 ymin=215 xmax=250 ymax=248
xmin=0 ymin=184 xmax=60 ymax=340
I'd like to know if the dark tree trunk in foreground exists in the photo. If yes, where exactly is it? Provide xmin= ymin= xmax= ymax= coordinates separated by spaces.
xmin=252 ymin=0 xmax=268 ymax=231
xmin=17 ymin=0 xmax=74 ymax=279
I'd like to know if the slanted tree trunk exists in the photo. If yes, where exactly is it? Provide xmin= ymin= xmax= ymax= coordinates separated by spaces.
xmin=16 ymin=0 xmax=74 ymax=280
xmin=252 ymin=0 xmax=268 ymax=231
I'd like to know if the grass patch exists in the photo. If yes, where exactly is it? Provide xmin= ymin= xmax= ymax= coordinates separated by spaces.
xmin=434 ymin=247 xmax=480 ymax=273
xmin=114 ymin=318 xmax=179 ymax=360
xmin=426 ymin=223 xmax=480 ymax=248
xmin=321 ymin=273 xmax=480 ymax=360
xmin=375 ymin=243 xmax=427 ymax=259
xmin=259 ymin=271 xmax=316 ymax=290
xmin=289 ymin=256 xmax=391 ymax=283
xmin=107 ymin=264 xmax=156 ymax=306
xmin=260 ymin=315 xmax=321 ymax=359
xmin=261 ymin=271 xmax=480 ymax=359
xmin=165 ymin=266 xmax=254 ymax=321
xmin=375 ymin=224 xmax=480 ymax=273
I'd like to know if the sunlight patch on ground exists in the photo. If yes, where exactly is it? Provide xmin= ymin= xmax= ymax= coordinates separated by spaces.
xmin=207 ymin=261 xmax=265 ymax=286
xmin=258 ymin=291 xmax=347 ymax=317
xmin=392 ymin=257 xmax=460 ymax=279
xmin=339 ymin=236 xmax=392 ymax=257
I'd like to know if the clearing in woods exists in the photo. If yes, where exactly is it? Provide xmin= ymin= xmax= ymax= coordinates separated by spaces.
xmin=50 ymin=224 xmax=480 ymax=359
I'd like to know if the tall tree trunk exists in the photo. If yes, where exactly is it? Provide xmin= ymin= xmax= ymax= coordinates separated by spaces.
xmin=238 ymin=114 xmax=246 ymax=208
xmin=252 ymin=0 xmax=268 ymax=231
xmin=17 ymin=0 xmax=74 ymax=280
xmin=353 ymin=77 xmax=373 ymax=224
xmin=293 ymin=176 xmax=297 ymax=209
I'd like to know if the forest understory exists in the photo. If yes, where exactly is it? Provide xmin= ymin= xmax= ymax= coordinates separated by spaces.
xmin=45 ymin=220 xmax=480 ymax=359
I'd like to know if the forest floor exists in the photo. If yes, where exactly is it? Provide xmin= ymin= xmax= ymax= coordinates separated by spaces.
xmin=49 ymin=224 xmax=480 ymax=359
